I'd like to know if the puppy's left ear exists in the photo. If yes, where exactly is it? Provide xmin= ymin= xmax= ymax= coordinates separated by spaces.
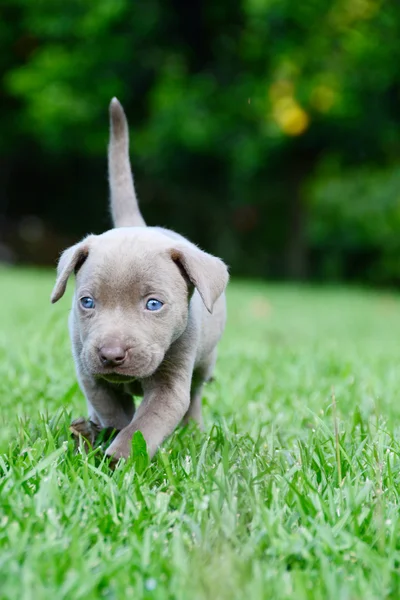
xmin=170 ymin=244 xmax=229 ymax=313
xmin=51 ymin=236 xmax=94 ymax=303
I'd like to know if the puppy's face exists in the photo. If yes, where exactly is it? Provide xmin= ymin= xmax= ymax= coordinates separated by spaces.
xmin=52 ymin=228 xmax=228 ymax=381
xmin=74 ymin=233 xmax=190 ymax=380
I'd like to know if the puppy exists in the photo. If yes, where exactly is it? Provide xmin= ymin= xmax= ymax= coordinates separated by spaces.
xmin=52 ymin=98 xmax=229 ymax=461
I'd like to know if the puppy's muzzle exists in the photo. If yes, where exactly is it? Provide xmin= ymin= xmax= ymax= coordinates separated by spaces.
xmin=98 ymin=344 xmax=129 ymax=368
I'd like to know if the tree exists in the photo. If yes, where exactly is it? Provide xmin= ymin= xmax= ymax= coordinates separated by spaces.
xmin=1 ymin=0 xmax=400 ymax=281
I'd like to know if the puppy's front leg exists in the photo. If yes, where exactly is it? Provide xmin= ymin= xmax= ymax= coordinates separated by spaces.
xmin=77 ymin=369 xmax=135 ymax=431
xmin=105 ymin=370 xmax=191 ymax=460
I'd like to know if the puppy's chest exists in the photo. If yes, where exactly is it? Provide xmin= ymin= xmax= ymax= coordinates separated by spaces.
xmin=124 ymin=380 xmax=144 ymax=396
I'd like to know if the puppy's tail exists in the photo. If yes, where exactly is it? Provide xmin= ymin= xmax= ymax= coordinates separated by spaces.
xmin=108 ymin=97 xmax=146 ymax=227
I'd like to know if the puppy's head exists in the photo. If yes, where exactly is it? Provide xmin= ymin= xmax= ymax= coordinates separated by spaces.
xmin=52 ymin=228 xmax=228 ymax=381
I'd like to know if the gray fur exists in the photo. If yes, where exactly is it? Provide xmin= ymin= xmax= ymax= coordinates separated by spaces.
xmin=52 ymin=98 xmax=229 ymax=462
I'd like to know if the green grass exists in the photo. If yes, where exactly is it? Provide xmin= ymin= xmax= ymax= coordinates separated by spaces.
xmin=1 ymin=267 xmax=400 ymax=599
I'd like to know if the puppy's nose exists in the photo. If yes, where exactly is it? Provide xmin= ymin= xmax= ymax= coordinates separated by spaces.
xmin=99 ymin=345 xmax=127 ymax=367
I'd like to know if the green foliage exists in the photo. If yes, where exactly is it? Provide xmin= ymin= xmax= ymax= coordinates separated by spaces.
xmin=2 ymin=268 xmax=400 ymax=597
xmin=1 ymin=0 xmax=400 ymax=279
xmin=310 ymin=164 xmax=400 ymax=282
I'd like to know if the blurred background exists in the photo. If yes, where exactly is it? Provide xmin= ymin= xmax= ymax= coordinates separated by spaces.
xmin=0 ymin=0 xmax=399 ymax=283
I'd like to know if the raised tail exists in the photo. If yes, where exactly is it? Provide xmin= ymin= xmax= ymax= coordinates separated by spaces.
xmin=108 ymin=97 xmax=146 ymax=227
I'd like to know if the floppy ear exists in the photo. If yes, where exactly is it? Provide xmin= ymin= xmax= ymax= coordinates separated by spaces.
xmin=170 ymin=244 xmax=229 ymax=313
xmin=51 ymin=237 xmax=93 ymax=303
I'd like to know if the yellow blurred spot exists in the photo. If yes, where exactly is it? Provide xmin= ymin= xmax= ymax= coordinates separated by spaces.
xmin=268 ymin=80 xmax=310 ymax=136
xmin=311 ymin=85 xmax=336 ymax=113
xmin=269 ymin=80 xmax=294 ymax=102
xmin=272 ymin=96 xmax=310 ymax=136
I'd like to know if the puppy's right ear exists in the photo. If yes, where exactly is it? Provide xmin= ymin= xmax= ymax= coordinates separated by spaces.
xmin=51 ymin=237 xmax=93 ymax=303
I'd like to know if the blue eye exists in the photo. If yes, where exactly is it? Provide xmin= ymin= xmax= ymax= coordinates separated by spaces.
xmin=80 ymin=296 xmax=95 ymax=309
xmin=146 ymin=298 xmax=163 ymax=311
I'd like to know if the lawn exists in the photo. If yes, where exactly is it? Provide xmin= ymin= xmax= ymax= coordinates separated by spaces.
xmin=1 ymin=267 xmax=400 ymax=599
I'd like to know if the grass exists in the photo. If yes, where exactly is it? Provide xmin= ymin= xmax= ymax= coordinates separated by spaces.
xmin=1 ymin=267 xmax=400 ymax=599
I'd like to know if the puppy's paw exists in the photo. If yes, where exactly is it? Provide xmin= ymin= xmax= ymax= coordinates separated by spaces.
xmin=70 ymin=417 xmax=119 ymax=454
xmin=70 ymin=417 xmax=100 ymax=452
xmin=105 ymin=430 xmax=132 ymax=464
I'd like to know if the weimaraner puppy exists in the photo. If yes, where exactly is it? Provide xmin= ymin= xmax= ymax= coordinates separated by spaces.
xmin=52 ymin=98 xmax=229 ymax=462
